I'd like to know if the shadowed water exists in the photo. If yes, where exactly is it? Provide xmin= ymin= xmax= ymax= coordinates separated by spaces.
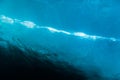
xmin=0 ymin=0 xmax=120 ymax=80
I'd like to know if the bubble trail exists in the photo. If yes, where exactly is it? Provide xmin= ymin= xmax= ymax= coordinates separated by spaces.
xmin=0 ymin=15 xmax=119 ymax=42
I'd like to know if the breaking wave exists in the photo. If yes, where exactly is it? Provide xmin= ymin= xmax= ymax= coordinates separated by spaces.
xmin=0 ymin=15 xmax=120 ymax=80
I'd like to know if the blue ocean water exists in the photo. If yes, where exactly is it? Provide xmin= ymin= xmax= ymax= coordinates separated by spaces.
xmin=0 ymin=0 xmax=120 ymax=79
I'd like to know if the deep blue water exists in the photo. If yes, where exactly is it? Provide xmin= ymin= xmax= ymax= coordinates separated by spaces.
xmin=0 ymin=0 xmax=120 ymax=79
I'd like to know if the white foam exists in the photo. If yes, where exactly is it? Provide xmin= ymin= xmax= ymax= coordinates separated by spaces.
xmin=0 ymin=15 xmax=14 ymax=24
xmin=0 ymin=15 xmax=119 ymax=42
xmin=74 ymin=32 xmax=89 ymax=38
xmin=20 ymin=21 xmax=36 ymax=28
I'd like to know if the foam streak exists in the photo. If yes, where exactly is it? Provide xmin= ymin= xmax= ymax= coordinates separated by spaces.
xmin=0 ymin=15 xmax=119 ymax=42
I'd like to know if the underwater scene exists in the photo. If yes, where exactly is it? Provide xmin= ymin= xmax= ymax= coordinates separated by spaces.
xmin=0 ymin=0 xmax=120 ymax=80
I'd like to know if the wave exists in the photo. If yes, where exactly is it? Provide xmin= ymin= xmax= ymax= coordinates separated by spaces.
xmin=0 ymin=37 xmax=89 ymax=79
xmin=0 ymin=15 xmax=120 ymax=80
